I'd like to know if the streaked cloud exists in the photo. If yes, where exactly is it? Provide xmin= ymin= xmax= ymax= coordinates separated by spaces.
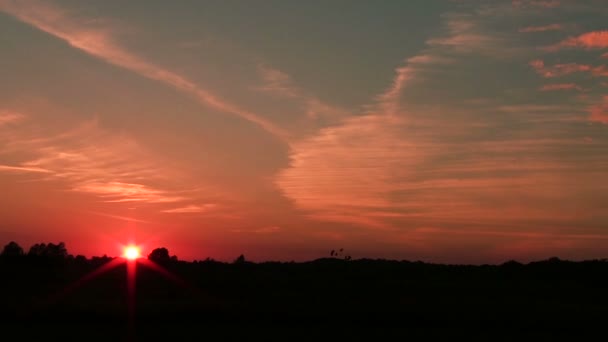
xmin=519 ymin=24 xmax=563 ymax=33
xmin=512 ymin=0 xmax=561 ymax=9
xmin=162 ymin=204 xmax=217 ymax=214
xmin=0 ymin=165 xmax=52 ymax=173
xmin=529 ymin=60 xmax=607 ymax=78
xmin=426 ymin=17 xmax=499 ymax=55
xmin=255 ymin=64 xmax=348 ymax=122
xmin=277 ymin=1 xmax=608 ymax=237
xmin=0 ymin=116 xmax=197 ymax=207
xmin=540 ymin=83 xmax=583 ymax=92
xmin=0 ymin=0 xmax=288 ymax=140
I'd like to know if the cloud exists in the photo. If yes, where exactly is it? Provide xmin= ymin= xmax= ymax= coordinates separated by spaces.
xmin=0 ymin=111 xmax=25 ymax=126
xmin=519 ymin=24 xmax=563 ymax=33
xmin=426 ymin=18 xmax=498 ymax=55
xmin=255 ymin=65 xmax=299 ymax=98
xmin=529 ymin=60 xmax=607 ymax=78
xmin=539 ymin=83 xmax=583 ymax=91
xmin=254 ymin=64 xmax=349 ymax=123
xmin=161 ymin=204 xmax=217 ymax=213
xmin=0 ymin=0 xmax=288 ymax=141
xmin=276 ymin=114 xmax=422 ymax=226
xmin=74 ymin=182 xmax=185 ymax=203
xmin=545 ymin=31 xmax=608 ymax=51
xmin=277 ymin=0 xmax=608 ymax=231
xmin=277 ymin=103 xmax=604 ymax=229
xmin=0 ymin=116 xmax=200 ymax=206
xmin=512 ymin=0 xmax=560 ymax=9
xmin=0 ymin=165 xmax=52 ymax=173
xmin=603 ymin=52 xmax=608 ymax=59
xmin=589 ymin=96 xmax=608 ymax=124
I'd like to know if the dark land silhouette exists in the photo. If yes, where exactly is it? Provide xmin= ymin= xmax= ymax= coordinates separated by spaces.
xmin=1 ymin=241 xmax=607 ymax=339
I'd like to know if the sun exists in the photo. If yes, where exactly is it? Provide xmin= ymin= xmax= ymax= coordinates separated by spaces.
xmin=123 ymin=245 xmax=141 ymax=260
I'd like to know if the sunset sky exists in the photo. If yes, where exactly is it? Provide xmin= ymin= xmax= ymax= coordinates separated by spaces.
xmin=1 ymin=0 xmax=607 ymax=263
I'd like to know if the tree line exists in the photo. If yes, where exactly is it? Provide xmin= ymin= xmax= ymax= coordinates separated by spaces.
xmin=0 ymin=241 xmax=179 ymax=263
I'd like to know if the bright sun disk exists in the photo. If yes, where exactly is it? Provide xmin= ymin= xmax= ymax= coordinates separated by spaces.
xmin=124 ymin=246 xmax=141 ymax=260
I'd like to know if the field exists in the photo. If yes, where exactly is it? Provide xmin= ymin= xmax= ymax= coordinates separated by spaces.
xmin=1 ymin=256 xmax=607 ymax=339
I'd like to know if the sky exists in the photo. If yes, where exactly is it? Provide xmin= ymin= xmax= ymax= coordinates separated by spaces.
xmin=1 ymin=0 xmax=607 ymax=263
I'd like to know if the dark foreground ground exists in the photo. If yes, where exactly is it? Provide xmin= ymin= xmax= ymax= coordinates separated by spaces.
xmin=1 ymin=256 xmax=607 ymax=340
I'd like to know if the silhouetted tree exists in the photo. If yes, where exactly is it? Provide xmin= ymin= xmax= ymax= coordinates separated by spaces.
xmin=75 ymin=255 xmax=87 ymax=263
xmin=148 ymin=247 xmax=177 ymax=263
xmin=1 ymin=241 xmax=24 ymax=257
xmin=28 ymin=243 xmax=46 ymax=257
xmin=28 ymin=242 xmax=68 ymax=258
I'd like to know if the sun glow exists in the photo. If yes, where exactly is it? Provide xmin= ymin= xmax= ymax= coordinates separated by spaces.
xmin=123 ymin=245 xmax=141 ymax=260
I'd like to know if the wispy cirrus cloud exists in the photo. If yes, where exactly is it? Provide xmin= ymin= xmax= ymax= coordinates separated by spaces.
xmin=0 ymin=165 xmax=52 ymax=173
xmin=0 ymin=116 xmax=199 ymax=207
xmin=255 ymin=65 xmax=299 ymax=98
xmin=161 ymin=204 xmax=217 ymax=214
xmin=74 ymin=182 xmax=185 ymax=203
xmin=512 ymin=0 xmax=561 ymax=9
xmin=519 ymin=23 xmax=563 ymax=33
xmin=0 ymin=0 xmax=288 ymax=141
xmin=255 ymin=64 xmax=348 ymax=122
xmin=540 ymin=83 xmax=583 ymax=91
xmin=277 ymin=1 xmax=608 ymax=237
xmin=426 ymin=17 xmax=501 ymax=56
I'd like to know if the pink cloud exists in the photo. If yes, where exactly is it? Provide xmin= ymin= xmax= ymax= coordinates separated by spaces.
xmin=592 ymin=65 xmax=608 ymax=77
xmin=0 ymin=0 xmax=288 ymax=141
xmin=546 ymin=31 xmax=608 ymax=51
xmin=519 ymin=24 xmax=563 ymax=33
xmin=529 ymin=60 xmax=604 ymax=78
xmin=539 ymin=83 xmax=583 ymax=92
xmin=0 ymin=165 xmax=52 ymax=173
xmin=161 ymin=204 xmax=217 ymax=213
xmin=0 ymin=117 xmax=204 ymax=207
xmin=376 ymin=63 xmax=414 ymax=114
xmin=529 ymin=59 xmax=545 ymax=70
xmin=0 ymin=111 xmax=25 ymax=126
xmin=589 ymin=96 xmax=608 ymax=124
xmin=603 ymin=52 xmax=608 ymax=59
